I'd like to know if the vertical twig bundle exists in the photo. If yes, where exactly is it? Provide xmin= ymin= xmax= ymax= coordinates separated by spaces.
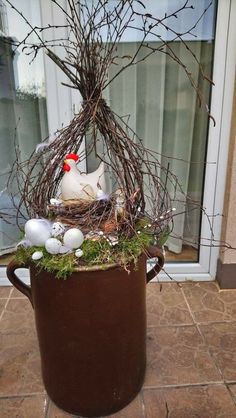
xmin=3 ymin=0 xmax=215 ymax=241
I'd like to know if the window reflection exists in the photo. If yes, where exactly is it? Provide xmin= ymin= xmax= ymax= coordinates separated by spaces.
xmin=0 ymin=0 xmax=48 ymax=256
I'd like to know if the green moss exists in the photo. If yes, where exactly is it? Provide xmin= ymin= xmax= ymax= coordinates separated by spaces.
xmin=15 ymin=246 xmax=36 ymax=265
xmin=116 ymin=232 xmax=152 ymax=265
xmin=81 ymin=239 xmax=113 ymax=265
xmin=15 ymin=230 xmax=153 ymax=280
xmin=38 ymin=252 xmax=77 ymax=279
xmin=15 ymin=246 xmax=77 ymax=280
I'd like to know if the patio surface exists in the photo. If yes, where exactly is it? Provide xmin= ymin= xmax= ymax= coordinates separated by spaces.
xmin=1 ymin=281 xmax=236 ymax=417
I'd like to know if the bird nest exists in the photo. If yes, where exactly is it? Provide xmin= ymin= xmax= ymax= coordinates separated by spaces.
xmin=47 ymin=199 xmax=113 ymax=232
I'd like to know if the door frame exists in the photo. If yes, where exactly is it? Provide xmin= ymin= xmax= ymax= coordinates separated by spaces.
xmin=157 ymin=0 xmax=236 ymax=281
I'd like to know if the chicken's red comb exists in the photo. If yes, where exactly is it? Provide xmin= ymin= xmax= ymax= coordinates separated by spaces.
xmin=65 ymin=153 xmax=79 ymax=162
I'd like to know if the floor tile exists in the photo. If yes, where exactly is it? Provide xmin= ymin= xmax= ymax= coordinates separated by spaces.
xmin=228 ymin=384 xmax=236 ymax=403
xmin=143 ymin=384 xmax=236 ymax=418
xmin=105 ymin=394 xmax=144 ymax=418
xmin=0 ymin=286 xmax=11 ymax=299
xmin=47 ymin=394 xmax=144 ymax=418
xmin=47 ymin=401 xmax=76 ymax=418
xmin=0 ymin=395 xmax=47 ymax=418
xmin=0 ymin=299 xmax=34 ymax=335
xmin=182 ymin=282 xmax=236 ymax=323
xmin=145 ymin=325 xmax=221 ymax=387
xmin=146 ymin=283 xmax=193 ymax=326
xmin=0 ymin=332 xmax=44 ymax=396
xmin=200 ymin=322 xmax=236 ymax=382
xmin=11 ymin=287 xmax=27 ymax=298
xmin=0 ymin=299 xmax=6 ymax=317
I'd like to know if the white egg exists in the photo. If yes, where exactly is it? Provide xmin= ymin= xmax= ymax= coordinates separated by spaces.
xmin=45 ymin=238 xmax=62 ymax=254
xmin=32 ymin=251 xmax=44 ymax=260
xmin=63 ymin=228 xmax=84 ymax=250
xmin=25 ymin=219 xmax=51 ymax=246
xmin=51 ymin=222 xmax=65 ymax=237
xmin=75 ymin=249 xmax=83 ymax=258
xmin=59 ymin=245 xmax=71 ymax=254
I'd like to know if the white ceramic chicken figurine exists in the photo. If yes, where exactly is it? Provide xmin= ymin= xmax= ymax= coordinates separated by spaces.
xmin=61 ymin=154 xmax=106 ymax=201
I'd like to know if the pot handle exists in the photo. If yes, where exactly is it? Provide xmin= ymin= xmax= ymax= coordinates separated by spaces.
xmin=146 ymin=246 xmax=165 ymax=283
xmin=6 ymin=260 xmax=33 ymax=306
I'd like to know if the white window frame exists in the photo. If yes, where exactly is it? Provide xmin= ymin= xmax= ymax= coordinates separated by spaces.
xmin=158 ymin=0 xmax=236 ymax=281
xmin=0 ymin=0 xmax=7 ymax=34
xmin=0 ymin=0 xmax=235 ymax=285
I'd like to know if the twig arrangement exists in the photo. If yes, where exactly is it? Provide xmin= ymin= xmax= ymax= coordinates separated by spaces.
xmin=2 ymin=0 xmax=222 ymax=250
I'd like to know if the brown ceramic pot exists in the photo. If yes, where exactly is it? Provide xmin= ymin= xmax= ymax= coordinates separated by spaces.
xmin=7 ymin=246 xmax=164 ymax=417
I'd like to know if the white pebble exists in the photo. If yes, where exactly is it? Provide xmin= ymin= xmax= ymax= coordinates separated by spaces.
xmin=32 ymin=251 xmax=43 ymax=260
xmin=75 ymin=249 xmax=83 ymax=258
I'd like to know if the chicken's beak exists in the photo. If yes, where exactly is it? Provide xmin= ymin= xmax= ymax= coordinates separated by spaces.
xmin=64 ymin=159 xmax=68 ymax=164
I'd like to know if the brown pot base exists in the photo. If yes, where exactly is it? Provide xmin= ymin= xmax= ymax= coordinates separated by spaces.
xmin=6 ymin=247 xmax=164 ymax=417
xmin=48 ymin=367 xmax=145 ymax=417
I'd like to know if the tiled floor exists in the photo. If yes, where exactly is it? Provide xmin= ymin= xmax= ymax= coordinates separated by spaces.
xmin=1 ymin=282 xmax=236 ymax=417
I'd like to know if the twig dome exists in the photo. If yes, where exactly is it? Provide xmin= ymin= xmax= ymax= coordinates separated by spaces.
xmin=5 ymin=0 xmax=214 ymax=243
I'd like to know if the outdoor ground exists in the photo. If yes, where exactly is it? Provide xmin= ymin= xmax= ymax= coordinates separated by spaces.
xmin=1 ymin=281 xmax=236 ymax=417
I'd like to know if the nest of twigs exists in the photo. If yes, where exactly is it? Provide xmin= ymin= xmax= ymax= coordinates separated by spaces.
xmin=47 ymin=198 xmax=114 ymax=232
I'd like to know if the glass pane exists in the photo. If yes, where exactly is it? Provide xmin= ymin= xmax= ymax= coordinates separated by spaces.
xmin=0 ymin=0 xmax=48 ymax=260
xmin=103 ymin=0 xmax=217 ymax=263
